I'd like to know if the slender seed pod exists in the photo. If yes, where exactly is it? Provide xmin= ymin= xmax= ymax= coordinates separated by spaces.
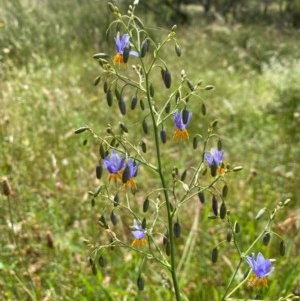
xmin=106 ymin=89 xmax=113 ymax=107
xmin=217 ymin=139 xmax=222 ymax=151
xmin=131 ymin=96 xmax=138 ymax=110
xmin=118 ymin=98 xmax=126 ymax=115
xmin=198 ymin=191 xmax=205 ymax=204
xmin=96 ymin=163 xmax=102 ymax=179
xmin=74 ymin=126 xmax=88 ymax=134
xmin=193 ymin=136 xmax=198 ymax=149
xmin=212 ymin=195 xmax=218 ymax=216
xmin=142 ymin=217 xmax=146 ymax=229
xmin=212 ymin=247 xmax=218 ymax=263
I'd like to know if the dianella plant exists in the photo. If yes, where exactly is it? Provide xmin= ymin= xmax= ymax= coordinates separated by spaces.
xmin=75 ymin=1 xmax=297 ymax=301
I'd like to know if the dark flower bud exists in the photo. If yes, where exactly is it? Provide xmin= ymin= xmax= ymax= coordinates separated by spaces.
xmin=160 ymin=129 xmax=167 ymax=144
xmin=182 ymin=107 xmax=190 ymax=124
xmin=143 ymin=197 xmax=150 ymax=212
xmin=262 ymin=232 xmax=271 ymax=246
xmin=226 ymin=229 xmax=232 ymax=242
xmin=74 ymin=126 xmax=89 ymax=134
xmin=165 ymin=102 xmax=171 ymax=113
xmin=212 ymin=247 xmax=218 ymax=263
xmin=149 ymin=84 xmax=154 ymax=97
xmin=198 ymin=191 xmax=205 ymax=204
xmin=113 ymin=193 xmax=119 ymax=207
xmin=279 ymin=240 xmax=285 ymax=256
xmin=175 ymin=91 xmax=180 ymax=103
xmin=140 ymin=38 xmax=150 ymax=57
xmin=123 ymin=45 xmax=130 ymax=63
xmin=161 ymin=68 xmax=172 ymax=89
xmin=193 ymin=136 xmax=198 ymax=149
xmin=173 ymin=221 xmax=181 ymax=238
xmin=137 ymin=276 xmax=144 ymax=291
xmin=103 ymin=81 xmax=108 ymax=93
xmin=98 ymin=215 xmax=109 ymax=229
xmin=140 ymin=99 xmax=145 ymax=110
xmin=96 ymin=163 xmax=102 ymax=179
xmin=201 ymin=103 xmax=206 ymax=116
xmin=175 ymin=43 xmax=181 ymax=57
xmin=94 ymin=186 xmax=102 ymax=197
xmin=220 ymin=202 xmax=227 ymax=219
xmin=222 ymin=184 xmax=228 ymax=198
xmin=212 ymin=195 xmax=218 ymax=216
xmin=83 ymin=139 xmax=88 ymax=146
xmin=98 ymin=255 xmax=107 ymax=267
xmin=187 ymin=80 xmax=194 ymax=91
xmin=234 ymin=221 xmax=240 ymax=233
xmin=205 ymin=85 xmax=214 ymax=90
xmin=163 ymin=231 xmax=169 ymax=245
xmin=122 ymin=164 xmax=130 ymax=184
xmin=180 ymin=170 xmax=187 ymax=182
xmin=119 ymin=122 xmax=128 ymax=133
xmin=110 ymin=138 xmax=116 ymax=147
xmin=99 ymin=144 xmax=106 ymax=159
xmin=142 ymin=119 xmax=148 ymax=134
xmin=118 ymin=98 xmax=126 ymax=115
xmin=211 ymin=119 xmax=218 ymax=128
xmin=110 ymin=211 xmax=118 ymax=225
xmin=141 ymin=140 xmax=147 ymax=153
xmin=131 ymin=96 xmax=138 ymax=110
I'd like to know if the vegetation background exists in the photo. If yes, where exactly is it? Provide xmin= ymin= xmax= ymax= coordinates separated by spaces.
xmin=1 ymin=0 xmax=299 ymax=300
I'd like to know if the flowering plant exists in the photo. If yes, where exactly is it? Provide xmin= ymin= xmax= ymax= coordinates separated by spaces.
xmin=74 ymin=2 xmax=296 ymax=301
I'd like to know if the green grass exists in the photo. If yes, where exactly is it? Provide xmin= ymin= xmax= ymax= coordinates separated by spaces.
xmin=1 ymin=1 xmax=300 ymax=300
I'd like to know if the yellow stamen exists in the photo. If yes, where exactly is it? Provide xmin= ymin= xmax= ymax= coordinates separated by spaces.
xmin=173 ymin=129 xmax=189 ymax=140
xmin=108 ymin=172 xmax=122 ymax=183
xmin=247 ymin=275 xmax=268 ymax=288
xmin=114 ymin=53 xmax=123 ymax=64
xmin=218 ymin=167 xmax=226 ymax=175
xmin=132 ymin=238 xmax=147 ymax=247
xmin=124 ymin=178 xmax=137 ymax=188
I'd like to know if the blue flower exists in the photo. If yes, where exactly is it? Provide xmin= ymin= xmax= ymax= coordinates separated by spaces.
xmin=131 ymin=220 xmax=146 ymax=247
xmin=114 ymin=32 xmax=139 ymax=64
xmin=173 ymin=109 xmax=192 ymax=140
xmin=245 ymin=252 xmax=274 ymax=287
xmin=205 ymin=148 xmax=225 ymax=175
xmin=123 ymin=159 xmax=139 ymax=188
xmin=103 ymin=151 xmax=125 ymax=183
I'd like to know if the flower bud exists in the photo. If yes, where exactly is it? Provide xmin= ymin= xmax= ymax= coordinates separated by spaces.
xmin=205 ymin=85 xmax=214 ymax=90
xmin=255 ymin=208 xmax=266 ymax=220
xmin=226 ymin=229 xmax=232 ymax=242
xmin=220 ymin=202 xmax=227 ymax=219
xmin=222 ymin=184 xmax=228 ymax=198
xmin=140 ymin=99 xmax=145 ymax=110
xmin=165 ymin=242 xmax=171 ymax=256
xmin=212 ymin=195 xmax=218 ymax=216
xmin=98 ymin=255 xmax=107 ymax=267
xmin=118 ymin=98 xmax=126 ymax=115
xmin=114 ymin=193 xmax=119 ymax=207
xmin=141 ymin=140 xmax=147 ymax=153
xmin=262 ymin=232 xmax=271 ymax=246
xmin=142 ymin=119 xmax=148 ymax=134
xmin=96 ymin=163 xmax=102 ymax=179
xmin=193 ymin=136 xmax=198 ymax=149
xmin=198 ymin=191 xmax=205 ymax=204
xmin=180 ymin=170 xmax=187 ymax=182
xmin=93 ymin=52 xmax=110 ymax=59
xmin=149 ymin=84 xmax=154 ymax=97
xmin=143 ymin=197 xmax=150 ymax=212
xmin=279 ymin=240 xmax=285 ymax=256
xmin=110 ymin=211 xmax=118 ymax=225
xmin=115 ymin=88 xmax=121 ymax=100
xmin=173 ymin=221 xmax=181 ymax=238
xmin=161 ymin=68 xmax=172 ymax=89
xmin=131 ymin=96 xmax=138 ymax=110
xmin=123 ymin=45 xmax=130 ymax=63
xmin=74 ymin=126 xmax=89 ymax=134
xmin=122 ymin=164 xmax=130 ymax=184
xmin=160 ymin=129 xmax=167 ymax=144
xmin=165 ymin=102 xmax=171 ymax=113
xmin=201 ymin=103 xmax=206 ymax=116
xmin=182 ymin=107 xmax=190 ymax=124
xmin=119 ymin=122 xmax=128 ymax=133
xmin=106 ymin=89 xmax=113 ymax=106
xmin=234 ymin=221 xmax=240 ymax=233
xmin=175 ymin=43 xmax=181 ymax=57
xmin=137 ymin=276 xmax=144 ymax=291
xmin=211 ymin=247 xmax=218 ymax=263
xmin=103 ymin=81 xmax=108 ymax=93
xmin=163 ymin=231 xmax=169 ymax=245
xmin=187 ymin=80 xmax=194 ymax=91
xmin=175 ymin=91 xmax=180 ymax=103
xmin=94 ymin=75 xmax=101 ymax=86
xmin=140 ymin=38 xmax=150 ymax=57
xmin=99 ymin=144 xmax=106 ymax=159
